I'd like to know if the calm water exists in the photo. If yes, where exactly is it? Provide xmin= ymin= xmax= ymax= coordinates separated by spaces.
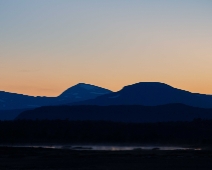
xmin=6 ymin=145 xmax=201 ymax=151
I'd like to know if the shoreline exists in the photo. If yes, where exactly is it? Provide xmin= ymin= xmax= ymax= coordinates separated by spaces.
xmin=1 ymin=146 xmax=212 ymax=169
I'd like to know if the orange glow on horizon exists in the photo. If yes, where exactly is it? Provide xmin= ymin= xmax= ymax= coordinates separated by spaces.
xmin=1 ymin=79 xmax=212 ymax=97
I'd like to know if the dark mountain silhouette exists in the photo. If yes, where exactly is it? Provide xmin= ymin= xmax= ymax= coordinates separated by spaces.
xmin=16 ymin=104 xmax=212 ymax=122
xmin=70 ymin=82 xmax=212 ymax=108
xmin=0 ymin=83 xmax=111 ymax=120
xmin=0 ymin=83 xmax=111 ymax=110
xmin=57 ymin=83 xmax=111 ymax=103
xmin=3 ymin=82 xmax=212 ymax=120
xmin=0 ymin=91 xmax=55 ymax=110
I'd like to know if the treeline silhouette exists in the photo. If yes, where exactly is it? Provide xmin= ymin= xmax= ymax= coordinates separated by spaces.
xmin=0 ymin=119 xmax=212 ymax=146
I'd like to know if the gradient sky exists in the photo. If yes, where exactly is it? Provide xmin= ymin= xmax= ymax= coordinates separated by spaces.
xmin=1 ymin=0 xmax=212 ymax=96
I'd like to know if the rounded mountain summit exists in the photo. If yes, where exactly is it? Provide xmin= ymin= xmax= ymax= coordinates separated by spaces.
xmin=70 ymin=82 xmax=212 ymax=108
xmin=58 ymin=83 xmax=112 ymax=103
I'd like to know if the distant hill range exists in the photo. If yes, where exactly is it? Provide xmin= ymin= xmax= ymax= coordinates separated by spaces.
xmin=0 ymin=83 xmax=112 ymax=110
xmin=2 ymin=82 xmax=212 ymax=120
xmin=16 ymin=104 xmax=212 ymax=122
xmin=70 ymin=82 xmax=212 ymax=108
xmin=0 ymin=83 xmax=111 ymax=120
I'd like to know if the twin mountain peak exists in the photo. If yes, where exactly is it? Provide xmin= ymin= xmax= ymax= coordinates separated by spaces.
xmin=1 ymin=82 xmax=212 ymax=110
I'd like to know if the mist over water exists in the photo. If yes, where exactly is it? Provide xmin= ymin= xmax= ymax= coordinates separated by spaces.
xmin=5 ymin=145 xmax=201 ymax=151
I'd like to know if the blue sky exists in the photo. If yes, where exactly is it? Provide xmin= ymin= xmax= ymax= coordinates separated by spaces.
xmin=1 ymin=0 xmax=212 ymax=96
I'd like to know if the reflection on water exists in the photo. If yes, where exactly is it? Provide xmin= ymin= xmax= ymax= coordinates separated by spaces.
xmin=6 ymin=145 xmax=201 ymax=151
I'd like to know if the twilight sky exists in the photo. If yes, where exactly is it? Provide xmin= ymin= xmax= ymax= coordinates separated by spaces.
xmin=1 ymin=0 xmax=212 ymax=96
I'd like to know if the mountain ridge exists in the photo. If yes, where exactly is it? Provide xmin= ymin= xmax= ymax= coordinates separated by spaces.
xmin=0 ymin=83 xmax=112 ymax=111
xmin=69 ymin=82 xmax=212 ymax=108
xmin=16 ymin=103 xmax=212 ymax=122
xmin=2 ymin=81 xmax=212 ymax=120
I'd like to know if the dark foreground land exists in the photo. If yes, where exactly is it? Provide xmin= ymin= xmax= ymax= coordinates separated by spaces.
xmin=1 ymin=147 xmax=212 ymax=170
